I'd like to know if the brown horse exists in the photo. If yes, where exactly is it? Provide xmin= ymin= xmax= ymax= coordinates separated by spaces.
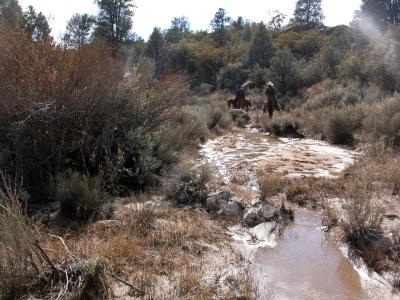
xmin=227 ymin=98 xmax=251 ymax=112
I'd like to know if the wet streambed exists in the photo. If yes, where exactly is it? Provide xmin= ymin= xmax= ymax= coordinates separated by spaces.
xmin=199 ymin=128 xmax=394 ymax=299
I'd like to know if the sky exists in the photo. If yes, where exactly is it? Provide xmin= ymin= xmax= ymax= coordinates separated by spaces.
xmin=18 ymin=0 xmax=362 ymax=40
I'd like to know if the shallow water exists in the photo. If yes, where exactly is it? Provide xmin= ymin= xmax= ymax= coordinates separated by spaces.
xmin=199 ymin=129 xmax=396 ymax=299
xmin=253 ymin=210 xmax=366 ymax=300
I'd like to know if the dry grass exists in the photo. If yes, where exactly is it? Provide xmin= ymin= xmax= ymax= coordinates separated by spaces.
xmin=284 ymin=177 xmax=341 ymax=208
xmin=39 ymin=199 xmax=255 ymax=299
xmin=259 ymin=113 xmax=303 ymax=138
xmin=258 ymin=174 xmax=284 ymax=200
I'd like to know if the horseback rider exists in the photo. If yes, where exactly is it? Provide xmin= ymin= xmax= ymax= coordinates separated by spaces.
xmin=263 ymin=81 xmax=280 ymax=118
xmin=235 ymin=84 xmax=246 ymax=109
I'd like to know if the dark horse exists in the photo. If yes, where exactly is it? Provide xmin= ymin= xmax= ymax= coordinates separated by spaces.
xmin=227 ymin=98 xmax=251 ymax=112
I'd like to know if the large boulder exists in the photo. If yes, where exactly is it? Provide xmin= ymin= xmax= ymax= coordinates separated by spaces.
xmin=219 ymin=199 xmax=244 ymax=218
xmin=206 ymin=188 xmax=244 ymax=218
xmin=243 ymin=199 xmax=277 ymax=227
xmin=243 ymin=207 xmax=258 ymax=226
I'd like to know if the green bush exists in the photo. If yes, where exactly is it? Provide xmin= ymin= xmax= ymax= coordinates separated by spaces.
xmin=217 ymin=62 xmax=249 ymax=90
xmin=152 ymin=107 xmax=209 ymax=166
xmin=203 ymin=102 xmax=231 ymax=130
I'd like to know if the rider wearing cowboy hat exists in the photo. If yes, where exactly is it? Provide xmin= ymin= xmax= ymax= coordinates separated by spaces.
xmin=263 ymin=81 xmax=280 ymax=118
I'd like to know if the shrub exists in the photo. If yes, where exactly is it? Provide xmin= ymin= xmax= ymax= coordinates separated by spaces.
xmin=55 ymin=172 xmax=106 ymax=221
xmin=323 ymin=109 xmax=355 ymax=146
xmin=217 ymin=62 xmax=249 ymax=90
xmin=230 ymin=110 xmax=251 ymax=127
xmin=363 ymin=95 xmax=400 ymax=146
xmin=152 ymin=107 xmax=209 ymax=166
xmin=261 ymin=114 xmax=303 ymax=137
xmin=0 ymin=28 xmax=189 ymax=204
xmin=165 ymin=165 xmax=210 ymax=206
xmin=258 ymin=174 xmax=284 ymax=200
xmin=74 ymin=256 xmax=113 ymax=299
xmin=203 ymin=102 xmax=231 ymax=130
xmin=0 ymin=195 xmax=39 ymax=299
xmin=343 ymin=187 xmax=387 ymax=271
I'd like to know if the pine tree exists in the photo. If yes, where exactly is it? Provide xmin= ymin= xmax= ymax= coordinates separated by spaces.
xmin=22 ymin=6 xmax=51 ymax=41
xmin=292 ymin=0 xmax=324 ymax=30
xmin=210 ymin=8 xmax=231 ymax=47
xmin=145 ymin=27 xmax=167 ymax=76
xmin=94 ymin=0 xmax=135 ymax=48
xmin=0 ymin=0 xmax=23 ymax=28
xmin=357 ymin=0 xmax=400 ymax=29
xmin=270 ymin=47 xmax=299 ymax=95
xmin=248 ymin=22 xmax=275 ymax=68
xmin=268 ymin=10 xmax=286 ymax=34
xmin=165 ymin=16 xmax=190 ymax=44
xmin=63 ymin=14 xmax=96 ymax=48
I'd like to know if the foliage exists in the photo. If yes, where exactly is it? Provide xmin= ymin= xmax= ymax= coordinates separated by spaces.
xmin=145 ymin=27 xmax=167 ymax=75
xmin=0 ymin=0 xmax=23 ymax=28
xmin=55 ymin=172 xmax=106 ymax=221
xmin=0 ymin=195 xmax=38 ymax=299
xmin=292 ymin=0 xmax=325 ymax=30
xmin=230 ymin=109 xmax=251 ymax=127
xmin=22 ymin=5 xmax=51 ymax=41
xmin=210 ymin=8 xmax=231 ymax=47
xmin=267 ymin=10 xmax=287 ymax=34
xmin=165 ymin=16 xmax=190 ymax=44
xmin=94 ymin=0 xmax=135 ymax=47
xmin=258 ymin=174 xmax=284 ymax=199
xmin=323 ymin=109 xmax=355 ymax=146
xmin=363 ymin=94 xmax=400 ymax=146
xmin=217 ymin=62 xmax=249 ymax=90
xmin=356 ymin=0 xmax=400 ymax=30
xmin=165 ymin=165 xmax=210 ymax=206
xmin=63 ymin=13 xmax=96 ymax=49
xmin=269 ymin=47 xmax=300 ymax=95
xmin=248 ymin=22 xmax=275 ymax=68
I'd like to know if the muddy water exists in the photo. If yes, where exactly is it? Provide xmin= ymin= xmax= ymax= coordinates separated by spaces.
xmin=253 ymin=210 xmax=366 ymax=300
xmin=199 ymin=129 xmax=395 ymax=299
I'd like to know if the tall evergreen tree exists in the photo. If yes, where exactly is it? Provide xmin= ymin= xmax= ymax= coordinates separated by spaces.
xmin=22 ymin=5 xmax=51 ymax=41
xmin=357 ymin=0 xmax=400 ymax=29
xmin=248 ymin=22 xmax=275 ymax=68
xmin=231 ymin=16 xmax=245 ymax=30
xmin=268 ymin=10 xmax=286 ymax=34
xmin=0 ymin=0 xmax=23 ymax=28
xmin=165 ymin=16 xmax=190 ymax=44
xmin=145 ymin=27 xmax=167 ymax=76
xmin=94 ymin=0 xmax=135 ymax=48
xmin=270 ymin=47 xmax=299 ymax=95
xmin=63 ymin=14 xmax=96 ymax=49
xmin=210 ymin=8 xmax=231 ymax=47
xmin=292 ymin=0 xmax=324 ymax=30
